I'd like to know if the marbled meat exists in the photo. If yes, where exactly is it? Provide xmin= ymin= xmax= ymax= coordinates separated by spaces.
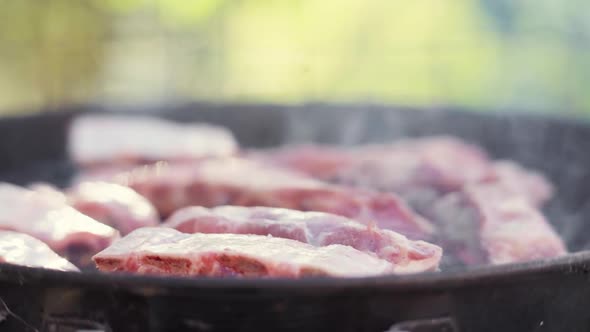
xmin=430 ymin=182 xmax=566 ymax=265
xmin=93 ymin=157 xmax=434 ymax=239
xmin=93 ymin=227 xmax=396 ymax=278
xmin=69 ymin=114 xmax=237 ymax=167
xmin=31 ymin=182 xmax=159 ymax=235
xmin=164 ymin=205 xmax=442 ymax=273
xmin=0 ymin=183 xmax=119 ymax=267
xmin=0 ymin=231 xmax=79 ymax=271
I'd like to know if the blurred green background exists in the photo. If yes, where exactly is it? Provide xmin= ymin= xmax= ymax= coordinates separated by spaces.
xmin=1 ymin=0 xmax=589 ymax=116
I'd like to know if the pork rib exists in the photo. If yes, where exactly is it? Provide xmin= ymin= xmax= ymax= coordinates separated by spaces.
xmin=250 ymin=137 xmax=490 ymax=191
xmin=0 ymin=183 xmax=119 ymax=267
xmin=431 ymin=183 xmax=566 ymax=265
xmin=69 ymin=114 xmax=238 ymax=167
xmin=164 ymin=206 xmax=442 ymax=273
xmin=0 ymin=231 xmax=79 ymax=271
xmin=31 ymin=182 xmax=159 ymax=235
xmin=93 ymin=227 xmax=395 ymax=278
xmin=250 ymin=137 xmax=560 ymax=266
xmin=68 ymin=182 xmax=160 ymax=235
xmin=486 ymin=160 xmax=553 ymax=206
xmin=103 ymin=157 xmax=434 ymax=239
xmin=250 ymin=136 xmax=553 ymax=206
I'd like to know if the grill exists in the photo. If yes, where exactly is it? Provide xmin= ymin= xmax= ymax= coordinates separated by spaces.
xmin=0 ymin=102 xmax=589 ymax=332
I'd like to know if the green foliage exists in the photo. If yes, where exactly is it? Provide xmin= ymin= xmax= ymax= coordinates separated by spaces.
xmin=96 ymin=0 xmax=225 ymax=25
xmin=0 ymin=0 xmax=111 ymax=112
xmin=0 ymin=0 xmax=588 ymax=116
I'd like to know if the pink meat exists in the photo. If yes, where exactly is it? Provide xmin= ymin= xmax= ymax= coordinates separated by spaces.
xmin=100 ymin=158 xmax=434 ymax=239
xmin=249 ymin=144 xmax=356 ymax=180
xmin=68 ymin=114 xmax=238 ymax=167
xmin=486 ymin=161 xmax=553 ymax=206
xmin=251 ymin=138 xmax=559 ymax=266
xmin=431 ymin=183 xmax=566 ymax=265
xmin=0 ymin=231 xmax=79 ymax=271
xmin=93 ymin=227 xmax=396 ymax=278
xmin=251 ymin=137 xmax=491 ymax=192
xmin=0 ymin=183 xmax=119 ymax=267
xmin=72 ymin=164 xmax=139 ymax=187
xmin=164 ymin=206 xmax=442 ymax=273
xmin=31 ymin=182 xmax=160 ymax=235
xmin=250 ymin=136 xmax=552 ymax=206
xmin=68 ymin=182 xmax=160 ymax=235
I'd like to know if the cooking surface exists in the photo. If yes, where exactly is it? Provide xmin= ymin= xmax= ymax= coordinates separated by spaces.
xmin=1 ymin=103 xmax=590 ymax=331
xmin=1 ymin=103 xmax=588 ymax=255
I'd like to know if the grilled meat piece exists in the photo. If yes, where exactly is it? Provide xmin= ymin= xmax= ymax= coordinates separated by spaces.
xmin=165 ymin=205 xmax=442 ymax=273
xmin=0 ymin=183 xmax=119 ymax=267
xmin=250 ymin=136 xmax=552 ymax=206
xmin=430 ymin=182 xmax=566 ymax=265
xmin=31 ymin=182 xmax=159 ymax=235
xmin=92 ymin=157 xmax=434 ymax=240
xmin=69 ymin=114 xmax=237 ymax=167
xmin=93 ymin=227 xmax=396 ymax=278
xmin=0 ymin=230 xmax=79 ymax=271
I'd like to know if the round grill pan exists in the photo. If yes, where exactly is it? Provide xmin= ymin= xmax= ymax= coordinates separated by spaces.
xmin=0 ymin=102 xmax=589 ymax=332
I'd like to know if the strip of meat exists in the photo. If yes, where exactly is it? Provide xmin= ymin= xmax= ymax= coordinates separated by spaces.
xmin=250 ymin=136 xmax=553 ymax=206
xmin=0 ymin=231 xmax=79 ymax=271
xmin=68 ymin=182 xmax=160 ymax=235
xmin=101 ymin=158 xmax=435 ymax=240
xmin=487 ymin=160 xmax=553 ymax=206
xmin=93 ymin=227 xmax=396 ymax=278
xmin=250 ymin=137 xmax=491 ymax=191
xmin=334 ymin=138 xmax=491 ymax=194
xmin=250 ymin=138 xmax=559 ymax=267
xmin=68 ymin=114 xmax=237 ymax=167
xmin=31 ymin=182 xmax=160 ymax=235
xmin=397 ymin=160 xmax=554 ymax=227
xmin=72 ymin=164 xmax=138 ymax=185
xmin=248 ymin=144 xmax=356 ymax=180
xmin=430 ymin=183 xmax=566 ymax=265
xmin=0 ymin=183 xmax=120 ymax=267
xmin=164 ymin=206 xmax=442 ymax=273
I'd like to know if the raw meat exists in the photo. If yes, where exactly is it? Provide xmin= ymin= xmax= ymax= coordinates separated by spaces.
xmin=0 ymin=231 xmax=79 ymax=271
xmin=68 ymin=114 xmax=238 ymax=167
xmin=68 ymin=182 xmax=160 ymax=235
xmin=250 ymin=137 xmax=491 ymax=192
xmin=250 ymin=138 xmax=560 ymax=266
xmin=0 ymin=183 xmax=120 ymax=267
xmin=31 ymin=182 xmax=159 ymax=235
xmin=99 ymin=157 xmax=435 ymax=239
xmin=250 ymin=136 xmax=553 ymax=206
xmin=164 ymin=206 xmax=442 ymax=273
xmin=72 ymin=164 xmax=138 ymax=184
xmin=430 ymin=182 xmax=566 ymax=265
xmin=487 ymin=161 xmax=553 ymax=206
xmin=93 ymin=227 xmax=396 ymax=277
xmin=249 ymin=144 xmax=355 ymax=180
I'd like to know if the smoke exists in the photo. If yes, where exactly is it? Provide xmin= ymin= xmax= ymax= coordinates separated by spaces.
xmin=285 ymin=103 xmax=590 ymax=252
xmin=2 ymin=103 xmax=588 ymax=255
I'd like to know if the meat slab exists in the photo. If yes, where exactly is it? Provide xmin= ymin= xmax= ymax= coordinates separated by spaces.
xmin=164 ymin=206 xmax=442 ymax=273
xmin=251 ymin=137 xmax=562 ymax=266
xmin=250 ymin=137 xmax=490 ymax=191
xmin=0 ymin=231 xmax=79 ymax=271
xmin=31 ymin=182 xmax=159 ymax=235
xmin=0 ymin=183 xmax=119 ymax=267
xmin=68 ymin=182 xmax=160 ymax=235
xmin=250 ymin=136 xmax=553 ymax=206
xmin=487 ymin=160 xmax=553 ymax=206
xmin=97 ymin=157 xmax=435 ymax=239
xmin=430 ymin=182 xmax=566 ymax=265
xmin=93 ymin=227 xmax=396 ymax=277
xmin=69 ymin=114 xmax=238 ymax=167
